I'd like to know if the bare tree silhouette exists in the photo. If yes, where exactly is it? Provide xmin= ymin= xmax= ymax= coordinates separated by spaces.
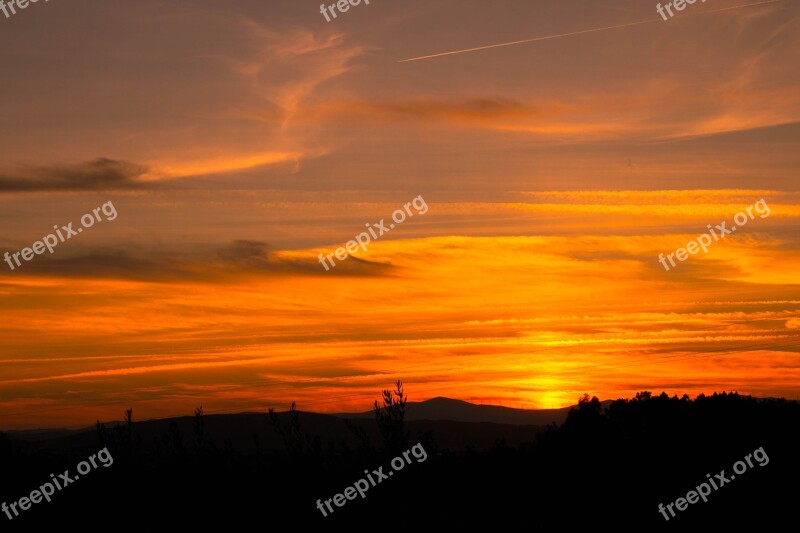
xmin=193 ymin=406 xmax=206 ymax=455
xmin=269 ymin=401 xmax=305 ymax=457
xmin=374 ymin=380 xmax=408 ymax=453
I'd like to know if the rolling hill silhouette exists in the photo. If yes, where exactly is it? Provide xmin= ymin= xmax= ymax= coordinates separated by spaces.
xmin=4 ymin=397 xmax=564 ymax=454
xmin=335 ymin=396 xmax=577 ymax=425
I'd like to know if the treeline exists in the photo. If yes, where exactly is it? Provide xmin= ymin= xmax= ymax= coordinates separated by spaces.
xmin=0 ymin=387 xmax=797 ymax=528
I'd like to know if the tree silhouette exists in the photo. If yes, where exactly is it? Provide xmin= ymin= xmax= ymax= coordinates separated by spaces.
xmin=374 ymin=380 xmax=408 ymax=453
xmin=269 ymin=401 xmax=305 ymax=457
xmin=193 ymin=406 xmax=206 ymax=455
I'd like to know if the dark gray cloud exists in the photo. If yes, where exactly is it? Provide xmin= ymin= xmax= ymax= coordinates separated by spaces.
xmin=2 ymin=241 xmax=393 ymax=281
xmin=0 ymin=158 xmax=149 ymax=192
xmin=217 ymin=240 xmax=273 ymax=266
xmin=6 ymin=248 xmax=183 ymax=280
xmin=364 ymin=97 xmax=533 ymax=122
xmin=216 ymin=239 xmax=394 ymax=277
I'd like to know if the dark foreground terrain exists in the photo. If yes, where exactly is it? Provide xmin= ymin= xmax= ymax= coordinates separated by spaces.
xmin=1 ymin=390 xmax=798 ymax=529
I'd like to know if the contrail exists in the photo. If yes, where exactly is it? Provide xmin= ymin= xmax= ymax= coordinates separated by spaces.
xmin=399 ymin=0 xmax=784 ymax=63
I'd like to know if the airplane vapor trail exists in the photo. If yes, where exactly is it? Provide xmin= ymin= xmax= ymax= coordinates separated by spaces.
xmin=399 ymin=0 xmax=784 ymax=63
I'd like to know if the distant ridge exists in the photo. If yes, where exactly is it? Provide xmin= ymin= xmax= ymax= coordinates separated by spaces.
xmin=335 ymin=396 xmax=575 ymax=426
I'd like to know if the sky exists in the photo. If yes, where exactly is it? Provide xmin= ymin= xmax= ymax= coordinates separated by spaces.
xmin=0 ymin=0 xmax=798 ymax=429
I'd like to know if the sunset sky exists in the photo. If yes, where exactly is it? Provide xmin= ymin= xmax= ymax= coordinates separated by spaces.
xmin=1 ymin=0 xmax=798 ymax=429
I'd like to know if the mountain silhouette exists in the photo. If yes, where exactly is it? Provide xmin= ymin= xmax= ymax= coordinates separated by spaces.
xmin=335 ymin=396 xmax=578 ymax=425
